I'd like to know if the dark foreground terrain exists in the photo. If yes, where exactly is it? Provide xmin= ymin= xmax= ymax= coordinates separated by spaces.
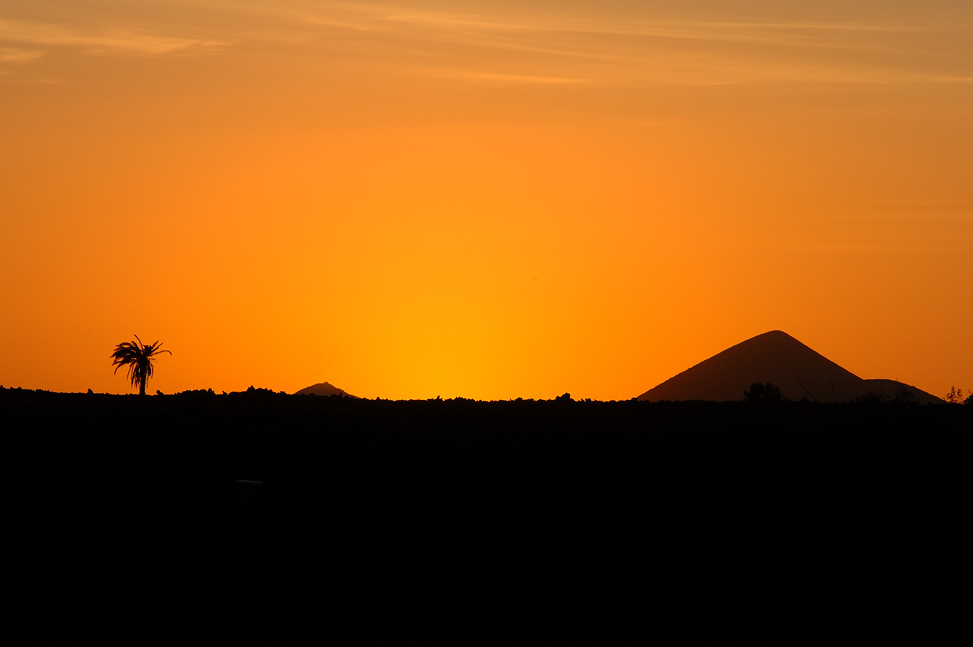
xmin=6 ymin=388 xmax=971 ymax=642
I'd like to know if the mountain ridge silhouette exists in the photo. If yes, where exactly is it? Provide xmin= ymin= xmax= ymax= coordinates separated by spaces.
xmin=637 ymin=330 xmax=941 ymax=404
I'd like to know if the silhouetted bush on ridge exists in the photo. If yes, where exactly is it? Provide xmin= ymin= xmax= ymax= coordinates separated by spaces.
xmin=743 ymin=381 xmax=786 ymax=402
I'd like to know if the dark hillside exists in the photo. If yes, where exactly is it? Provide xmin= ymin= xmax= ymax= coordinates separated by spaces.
xmin=6 ymin=388 xmax=969 ymax=641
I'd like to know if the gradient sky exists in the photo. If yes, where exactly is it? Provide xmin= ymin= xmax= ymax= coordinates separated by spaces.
xmin=2 ymin=1 xmax=971 ymax=399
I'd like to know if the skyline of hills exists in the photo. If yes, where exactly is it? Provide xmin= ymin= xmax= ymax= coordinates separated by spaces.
xmin=3 ymin=332 xmax=949 ymax=404
xmin=291 ymin=332 xmax=942 ymax=403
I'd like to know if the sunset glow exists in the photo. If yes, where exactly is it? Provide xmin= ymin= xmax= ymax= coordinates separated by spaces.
xmin=2 ymin=1 xmax=971 ymax=399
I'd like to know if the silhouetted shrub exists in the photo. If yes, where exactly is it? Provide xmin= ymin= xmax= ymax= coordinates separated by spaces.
xmin=945 ymin=386 xmax=965 ymax=404
xmin=175 ymin=388 xmax=216 ymax=396
xmin=743 ymin=382 xmax=785 ymax=403
xmin=229 ymin=386 xmax=286 ymax=396
xmin=895 ymin=384 xmax=916 ymax=403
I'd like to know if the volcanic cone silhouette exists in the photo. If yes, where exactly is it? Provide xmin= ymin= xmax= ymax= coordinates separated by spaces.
xmin=637 ymin=331 xmax=940 ymax=404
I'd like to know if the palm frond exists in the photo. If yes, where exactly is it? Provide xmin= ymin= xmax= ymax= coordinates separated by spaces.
xmin=110 ymin=335 xmax=172 ymax=394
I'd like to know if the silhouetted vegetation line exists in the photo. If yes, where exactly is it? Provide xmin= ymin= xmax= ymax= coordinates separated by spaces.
xmin=5 ymin=388 xmax=970 ymax=640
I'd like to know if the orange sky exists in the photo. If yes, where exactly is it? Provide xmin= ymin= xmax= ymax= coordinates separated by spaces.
xmin=2 ymin=1 xmax=971 ymax=399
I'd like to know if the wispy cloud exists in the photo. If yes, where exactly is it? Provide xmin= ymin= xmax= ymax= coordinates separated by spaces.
xmin=312 ymin=3 xmax=918 ymax=47
xmin=280 ymin=3 xmax=971 ymax=87
xmin=426 ymin=70 xmax=590 ymax=86
xmin=4 ymin=2 xmax=968 ymax=88
xmin=0 ymin=46 xmax=43 ymax=64
xmin=0 ymin=19 xmax=226 ymax=56
xmin=302 ymin=16 xmax=379 ymax=33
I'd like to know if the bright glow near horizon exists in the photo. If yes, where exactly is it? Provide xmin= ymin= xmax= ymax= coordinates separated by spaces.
xmin=1 ymin=1 xmax=971 ymax=399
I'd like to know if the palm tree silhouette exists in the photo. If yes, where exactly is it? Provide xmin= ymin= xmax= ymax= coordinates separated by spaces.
xmin=110 ymin=335 xmax=171 ymax=395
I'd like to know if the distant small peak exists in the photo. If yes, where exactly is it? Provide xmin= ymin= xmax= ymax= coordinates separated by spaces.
xmin=294 ymin=381 xmax=357 ymax=398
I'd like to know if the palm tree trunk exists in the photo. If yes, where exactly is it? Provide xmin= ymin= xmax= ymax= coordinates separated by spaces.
xmin=139 ymin=379 xmax=146 ymax=396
